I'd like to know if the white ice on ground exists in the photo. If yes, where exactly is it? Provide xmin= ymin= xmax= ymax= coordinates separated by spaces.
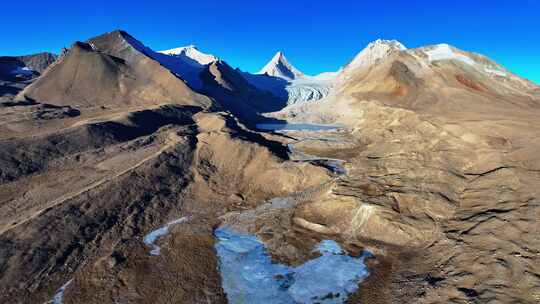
xmin=215 ymin=228 xmax=372 ymax=304
xmin=143 ymin=217 xmax=189 ymax=256
xmin=484 ymin=67 xmax=507 ymax=77
xmin=46 ymin=279 xmax=72 ymax=304
xmin=425 ymin=44 xmax=476 ymax=65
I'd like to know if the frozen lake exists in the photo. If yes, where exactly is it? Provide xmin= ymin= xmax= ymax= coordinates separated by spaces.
xmin=215 ymin=228 xmax=371 ymax=304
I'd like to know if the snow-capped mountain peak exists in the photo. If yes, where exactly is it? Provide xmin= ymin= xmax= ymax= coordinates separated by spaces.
xmin=258 ymin=51 xmax=305 ymax=80
xmin=159 ymin=45 xmax=218 ymax=65
xmin=345 ymin=39 xmax=407 ymax=71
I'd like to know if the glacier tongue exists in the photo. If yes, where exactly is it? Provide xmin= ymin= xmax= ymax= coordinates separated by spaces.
xmin=243 ymin=73 xmax=334 ymax=106
xmin=285 ymin=78 xmax=333 ymax=105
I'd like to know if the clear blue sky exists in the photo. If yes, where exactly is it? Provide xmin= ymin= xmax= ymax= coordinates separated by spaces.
xmin=1 ymin=0 xmax=538 ymax=83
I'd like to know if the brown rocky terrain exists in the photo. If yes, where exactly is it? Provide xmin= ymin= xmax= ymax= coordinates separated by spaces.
xmin=0 ymin=31 xmax=330 ymax=304
xmin=270 ymin=43 xmax=540 ymax=303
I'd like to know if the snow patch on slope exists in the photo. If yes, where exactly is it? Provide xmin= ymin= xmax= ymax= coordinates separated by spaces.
xmin=143 ymin=217 xmax=189 ymax=256
xmin=45 ymin=279 xmax=73 ymax=304
xmin=425 ymin=44 xmax=476 ymax=65
xmin=424 ymin=44 xmax=507 ymax=77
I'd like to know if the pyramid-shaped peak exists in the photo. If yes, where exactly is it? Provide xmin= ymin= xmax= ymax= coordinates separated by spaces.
xmin=258 ymin=51 xmax=304 ymax=80
xmin=273 ymin=51 xmax=285 ymax=59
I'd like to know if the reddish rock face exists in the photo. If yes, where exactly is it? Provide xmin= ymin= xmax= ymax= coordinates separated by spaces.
xmin=455 ymin=74 xmax=485 ymax=92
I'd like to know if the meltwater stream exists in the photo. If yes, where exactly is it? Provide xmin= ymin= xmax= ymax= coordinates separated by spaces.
xmin=215 ymin=228 xmax=371 ymax=304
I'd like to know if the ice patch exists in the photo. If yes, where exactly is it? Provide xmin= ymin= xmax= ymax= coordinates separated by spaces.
xmin=46 ymin=279 xmax=72 ymax=304
xmin=143 ymin=217 xmax=189 ymax=255
xmin=215 ymin=228 xmax=372 ymax=304
xmin=10 ymin=66 xmax=34 ymax=76
xmin=425 ymin=44 xmax=476 ymax=66
xmin=484 ymin=67 xmax=507 ymax=77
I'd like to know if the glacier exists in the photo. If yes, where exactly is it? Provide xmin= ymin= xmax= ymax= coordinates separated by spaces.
xmin=243 ymin=51 xmax=335 ymax=106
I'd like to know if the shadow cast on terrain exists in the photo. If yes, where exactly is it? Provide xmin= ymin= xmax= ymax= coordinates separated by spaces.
xmin=221 ymin=114 xmax=289 ymax=160
xmin=0 ymin=84 xmax=23 ymax=97
xmin=94 ymin=105 xmax=201 ymax=142
xmin=0 ymin=105 xmax=202 ymax=184
xmin=240 ymin=72 xmax=290 ymax=112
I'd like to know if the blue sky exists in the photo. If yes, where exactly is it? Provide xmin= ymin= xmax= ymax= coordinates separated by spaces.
xmin=1 ymin=0 xmax=539 ymax=83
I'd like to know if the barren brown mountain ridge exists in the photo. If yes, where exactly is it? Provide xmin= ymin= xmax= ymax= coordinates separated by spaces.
xmin=0 ymin=31 xmax=539 ymax=304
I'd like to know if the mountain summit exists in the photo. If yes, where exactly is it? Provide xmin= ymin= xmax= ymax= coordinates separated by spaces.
xmin=344 ymin=39 xmax=406 ymax=72
xmin=258 ymin=51 xmax=305 ymax=80
xmin=159 ymin=45 xmax=218 ymax=65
